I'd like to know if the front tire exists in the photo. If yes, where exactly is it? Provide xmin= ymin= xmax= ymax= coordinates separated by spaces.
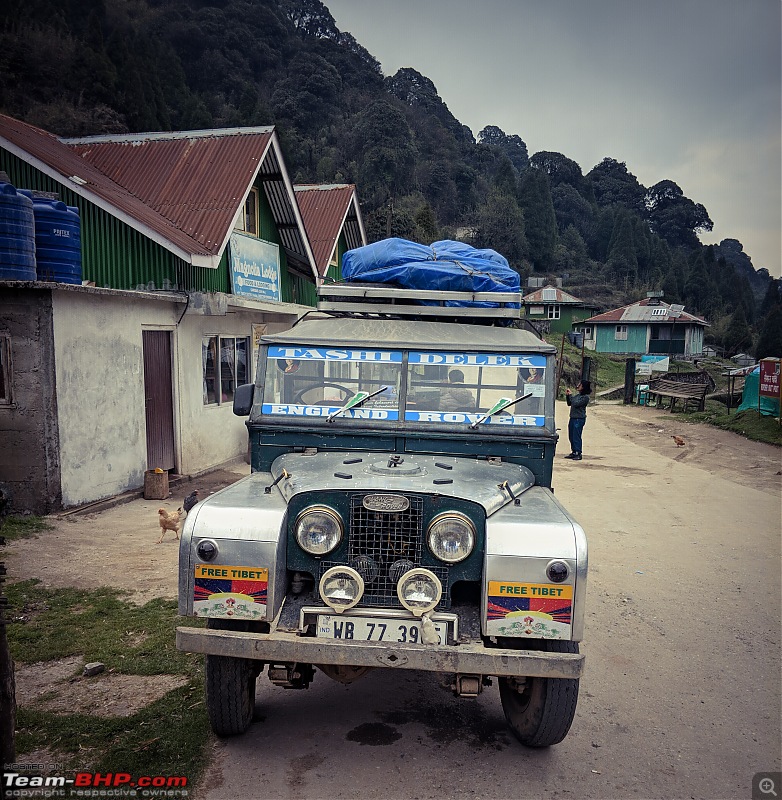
xmin=498 ymin=639 xmax=580 ymax=747
xmin=204 ymin=619 xmax=259 ymax=737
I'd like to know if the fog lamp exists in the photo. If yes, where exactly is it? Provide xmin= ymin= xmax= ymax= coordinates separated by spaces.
xmin=350 ymin=556 xmax=379 ymax=585
xmin=396 ymin=568 xmax=442 ymax=617
xmin=319 ymin=566 xmax=364 ymax=613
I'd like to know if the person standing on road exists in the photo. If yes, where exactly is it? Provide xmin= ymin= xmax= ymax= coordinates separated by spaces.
xmin=565 ymin=380 xmax=591 ymax=460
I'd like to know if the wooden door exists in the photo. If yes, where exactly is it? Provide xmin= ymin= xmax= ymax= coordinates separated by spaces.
xmin=142 ymin=330 xmax=175 ymax=471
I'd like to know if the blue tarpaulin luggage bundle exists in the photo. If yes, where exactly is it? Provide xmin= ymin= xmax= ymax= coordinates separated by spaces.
xmin=341 ymin=238 xmax=520 ymax=308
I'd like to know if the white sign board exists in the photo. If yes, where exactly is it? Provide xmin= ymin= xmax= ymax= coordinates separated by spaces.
xmin=641 ymin=355 xmax=670 ymax=372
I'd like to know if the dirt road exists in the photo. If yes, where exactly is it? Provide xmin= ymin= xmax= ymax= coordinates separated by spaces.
xmin=6 ymin=402 xmax=781 ymax=800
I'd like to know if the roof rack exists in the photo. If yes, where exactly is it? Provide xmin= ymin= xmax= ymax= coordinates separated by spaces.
xmin=317 ymin=283 xmax=523 ymax=319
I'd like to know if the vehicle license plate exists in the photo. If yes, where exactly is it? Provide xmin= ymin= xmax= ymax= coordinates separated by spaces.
xmin=316 ymin=614 xmax=447 ymax=644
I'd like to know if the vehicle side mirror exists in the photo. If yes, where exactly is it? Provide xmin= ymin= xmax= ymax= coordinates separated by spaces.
xmin=233 ymin=383 xmax=255 ymax=416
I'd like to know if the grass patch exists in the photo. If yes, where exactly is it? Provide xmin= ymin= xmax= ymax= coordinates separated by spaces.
xmin=683 ymin=407 xmax=782 ymax=446
xmin=7 ymin=581 xmax=210 ymax=785
xmin=1 ymin=515 xmax=52 ymax=541
xmin=16 ymin=683 xmax=209 ymax=779
xmin=547 ymin=338 xmax=628 ymax=394
xmin=8 ymin=580 xmax=204 ymax=674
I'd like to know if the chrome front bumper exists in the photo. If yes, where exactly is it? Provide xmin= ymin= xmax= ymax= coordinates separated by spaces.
xmin=176 ymin=626 xmax=585 ymax=679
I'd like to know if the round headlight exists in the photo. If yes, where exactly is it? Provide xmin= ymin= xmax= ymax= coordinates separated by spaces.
xmin=546 ymin=560 xmax=569 ymax=583
xmin=295 ymin=506 xmax=343 ymax=556
xmin=319 ymin=566 xmax=364 ymax=613
xmin=396 ymin=568 xmax=442 ymax=616
xmin=196 ymin=539 xmax=218 ymax=561
xmin=427 ymin=513 xmax=475 ymax=563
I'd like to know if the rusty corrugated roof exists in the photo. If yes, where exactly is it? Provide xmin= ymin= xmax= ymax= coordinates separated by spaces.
xmin=0 ymin=115 xmax=317 ymax=275
xmin=66 ymin=128 xmax=274 ymax=255
xmin=64 ymin=127 xmax=316 ymax=276
xmin=294 ymin=184 xmax=366 ymax=276
xmin=0 ymin=114 xmax=220 ymax=266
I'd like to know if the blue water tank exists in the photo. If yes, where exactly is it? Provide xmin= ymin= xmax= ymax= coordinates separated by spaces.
xmin=28 ymin=196 xmax=83 ymax=284
xmin=0 ymin=181 xmax=36 ymax=280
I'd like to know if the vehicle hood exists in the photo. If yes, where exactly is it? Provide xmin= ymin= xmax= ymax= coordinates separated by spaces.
xmin=271 ymin=451 xmax=535 ymax=516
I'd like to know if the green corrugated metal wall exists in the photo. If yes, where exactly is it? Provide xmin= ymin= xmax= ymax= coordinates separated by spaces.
xmin=595 ymin=323 xmax=648 ymax=353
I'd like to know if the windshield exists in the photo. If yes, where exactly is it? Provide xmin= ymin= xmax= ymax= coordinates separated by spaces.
xmin=262 ymin=346 xmax=403 ymax=420
xmin=405 ymin=352 xmax=546 ymax=427
xmin=261 ymin=346 xmax=547 ymax=427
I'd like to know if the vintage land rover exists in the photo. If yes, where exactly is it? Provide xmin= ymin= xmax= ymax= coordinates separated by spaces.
xmin=177 ymin=282 xmax=588 ymax=748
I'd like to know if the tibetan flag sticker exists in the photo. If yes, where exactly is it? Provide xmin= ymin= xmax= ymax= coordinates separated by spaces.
xmin=193 ymin=565 xmax=268 ymax=620
xmin=486 ymin=581 xmax=573 ymax=639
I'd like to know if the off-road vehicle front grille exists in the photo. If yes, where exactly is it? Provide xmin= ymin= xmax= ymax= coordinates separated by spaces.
xmin=319 ymin=493 xmax=450 ymax=609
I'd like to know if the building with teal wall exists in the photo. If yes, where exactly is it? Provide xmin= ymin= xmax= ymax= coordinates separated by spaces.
xmin=575 ymin=298 xmax=707 ymax=356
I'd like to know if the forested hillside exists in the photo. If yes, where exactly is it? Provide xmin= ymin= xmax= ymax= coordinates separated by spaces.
xmin=1 ymin=0 xmax=779 ymax=356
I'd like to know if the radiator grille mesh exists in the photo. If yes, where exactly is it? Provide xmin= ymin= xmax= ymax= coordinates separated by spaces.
xmin=319 ymin=494 xmax=450 ymax=609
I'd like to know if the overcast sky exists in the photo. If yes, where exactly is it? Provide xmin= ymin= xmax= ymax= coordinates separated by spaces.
xmin=325 ymin=0 xmax=781 ymax=277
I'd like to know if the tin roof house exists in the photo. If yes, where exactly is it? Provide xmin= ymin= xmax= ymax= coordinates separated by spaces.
xmin=521 ymin=285 xmax=599 ymax=335
xmin=293 ymin=184 xmax=366 ymax=282
xmin=573 ymin=298 xmax=708 ymax=356
xmin=0 ymin=114 xmax=366 ymax=513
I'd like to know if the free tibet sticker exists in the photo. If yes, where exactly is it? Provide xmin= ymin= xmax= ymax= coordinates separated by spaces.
xmin=193 ymin=565 xmax=268 ymax=619
xmin=486 ymin=581 xmax=573 ymax=639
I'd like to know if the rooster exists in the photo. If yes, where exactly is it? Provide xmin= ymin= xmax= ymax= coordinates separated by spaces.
xmin=671 ymin=435 xmax=686 ymax=447
xmin=157 ymin=507 xmax=183 ymax=543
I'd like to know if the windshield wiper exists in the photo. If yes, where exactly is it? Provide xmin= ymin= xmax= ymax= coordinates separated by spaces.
xmin=327 ymin=386 xmax=390 ymax=423
xmin=469 ymin=393 xmax=533 ymax=429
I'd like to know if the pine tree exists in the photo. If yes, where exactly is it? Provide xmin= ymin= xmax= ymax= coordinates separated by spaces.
xmin=518 ymin=168 xmax=558 ymax=272
xmin=606 ymin=213 xmax=637 ymax=287
xmin=724 ymin=305 xmax=752 ymax=356
xmin=755 ymin=307 xmax=782 ymax=359
xmin=759 ymin=278 xmax=781 ymax=318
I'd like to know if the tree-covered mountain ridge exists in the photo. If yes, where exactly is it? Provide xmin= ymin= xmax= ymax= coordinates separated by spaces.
xmin=1 ymin=0 xmax=779 ymax=356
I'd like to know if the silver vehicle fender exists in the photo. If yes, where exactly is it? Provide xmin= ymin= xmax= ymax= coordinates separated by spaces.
xmin=483 ymin=487 xmax=587 ymax=641
xmin=178 ymin=474 xmax=288 ymax=620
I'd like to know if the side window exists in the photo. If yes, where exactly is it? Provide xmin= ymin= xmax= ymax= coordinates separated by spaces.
xmin=220 ymin=337 xmax=250 ymax=403
xmin=203 ymin=336 xmax=251 ymax=405
xmin=615 ymin=325 xmax=628 ymax=341
xmin=0 ymin=335 xmax=12 ymax=405
xmin=547 ymin=305 xmax=560 ymax=320
xmin=235 ymin=188 xmax=259 ymax=236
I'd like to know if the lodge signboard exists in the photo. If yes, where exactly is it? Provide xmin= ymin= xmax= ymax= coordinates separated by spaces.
xmin=230 ymin=233 xmax=281 ymax=302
